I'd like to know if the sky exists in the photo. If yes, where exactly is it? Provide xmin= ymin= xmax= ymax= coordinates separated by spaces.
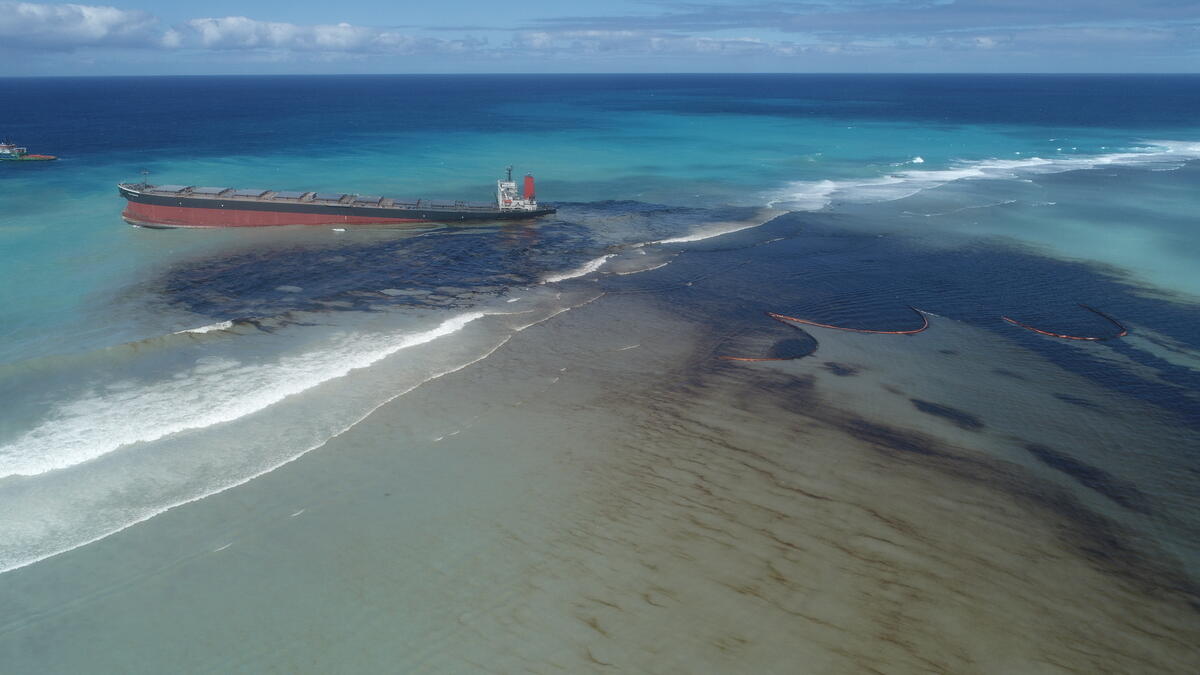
xmin=1 ymin=0 xmax=1197 ymax=75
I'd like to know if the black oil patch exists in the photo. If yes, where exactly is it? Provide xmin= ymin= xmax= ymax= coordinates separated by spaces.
xmin=1053 ymin=393 xmax=1101 ymax=410
xmin=1025 ymin=444 xmax=1151 ymax=514
xmin=766 ymin=337 xmax=818 ymax=360
xmin=822 ymin=362 xmax=860 ymax=376
xmin=842 ymin=418 xmax=942 ymax=457
xmin=700 ymin=363 xmax=1195 ymax=612
xmin=992 ymin=368 xmax=1028 ymax=381
xmin=624 ymin=201 xmax=1200 ymax=614
xmin=910 ymin=399 xmax=985 ymax=431
xmin=715 ymin=333 xmax=817 ymax=362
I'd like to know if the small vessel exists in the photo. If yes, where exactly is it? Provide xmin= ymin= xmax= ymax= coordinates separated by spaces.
xmin=117 ymin=167 xmax=555 ymax=228
xmin=0 ymin=140 xmax=56 ymax=162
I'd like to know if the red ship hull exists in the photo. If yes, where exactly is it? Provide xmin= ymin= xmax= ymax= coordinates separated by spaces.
xmin=117 ymin=178 xmax=554 ymax=228
xmin=123 ymin=201 xmax=427 ymax=228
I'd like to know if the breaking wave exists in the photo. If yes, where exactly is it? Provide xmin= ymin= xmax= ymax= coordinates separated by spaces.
xmin=0 ymin=311 xmax=490 ymax=478
xmin=651 ymin=210 xmax=783 ymax=244
xmin=174 ymin=320 xmax=234 ymax=335
xmin=543 ymin=254 xmax=615 ymax=283
xmin=767 ymin=141 xmax=1200 ymax=211
xmin=0 ymin=285 xmax=608 ymax=575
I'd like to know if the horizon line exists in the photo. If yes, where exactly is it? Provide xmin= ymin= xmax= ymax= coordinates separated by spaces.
xmin=3 ymin=71 xmax=1199 ymax=79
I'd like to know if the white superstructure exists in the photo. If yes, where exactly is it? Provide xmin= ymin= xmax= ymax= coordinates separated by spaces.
xmin=496 ymin=166 xmax=540 ymax=211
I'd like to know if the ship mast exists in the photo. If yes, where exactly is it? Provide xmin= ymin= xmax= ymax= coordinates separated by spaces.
xmin=496 ymin=165 xmax=539 ymax=212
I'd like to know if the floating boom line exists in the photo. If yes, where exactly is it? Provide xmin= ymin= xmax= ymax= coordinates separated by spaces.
xmin=1002 ymin=304 xmax=1128 ymax=341
xmin=767 ymin=306 xmax=929 ymax=335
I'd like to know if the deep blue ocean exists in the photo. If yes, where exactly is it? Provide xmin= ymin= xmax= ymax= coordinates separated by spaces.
xmin=1 ymin=74 xmax=1199 ymax=578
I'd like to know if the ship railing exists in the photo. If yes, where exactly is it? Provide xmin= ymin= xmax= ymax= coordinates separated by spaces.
xmin=124 ymin=184 xmax=517 ymax=211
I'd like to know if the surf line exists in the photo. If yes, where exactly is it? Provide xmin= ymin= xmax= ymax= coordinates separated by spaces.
xmin=768 ymin=306 xmax=929 ymax=335
xmin=1002 ymin=304 xmax=1129 ymax=341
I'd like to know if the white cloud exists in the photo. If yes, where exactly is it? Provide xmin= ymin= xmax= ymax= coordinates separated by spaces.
xmin=0 ymin=4 xmax=481 ymax=55
xmin=6 ymin=0 xmax=1192 ymax=69
xmin=0 ymin=2 xmax=160 ymax=49
xmin=512 ymin=29 xmax=797 ymax=56
xmin=0 ymin=5 xmax=806 ymax=61
xmin=175 ymin=16 xmax=475 ymax=54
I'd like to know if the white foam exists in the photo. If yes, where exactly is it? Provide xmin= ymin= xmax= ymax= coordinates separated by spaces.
xmin=615 ymin=261 xmax=670 ymax=275
xmin=0 ymin=281 xmax=612 ymax=576
xmin=174 ymin=320 xmax=234 ymax=335
xmin=765 ymin=179 xmax=841 ymax=211
xmin=0 ymin=330 xmax=520 ymax=576
xmin=542 ymin=254 xmax=615 ymax=283
xmin=656 ymin=224 xmax=759 ymax=244
xmin=652 ymin=210 xmax=782 ymax=245
xmin=767 ymin=141 xmax=1200 ymax=211
xmin=904 ymin=199 xmax=1019 ymax=218
xmin=0 ymin=312 xmax=492 ymax=478
xmin=509 ymin=293 xmax=604 ymax=332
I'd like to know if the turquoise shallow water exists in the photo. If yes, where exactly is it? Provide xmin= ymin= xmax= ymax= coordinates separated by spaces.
xmin=2 ymin=76 xmax=1198 ymax=358
xmin=1 ymin=75 xmax=1200 ymax=673
xmin=1 ymin=73 xmax=1198 ymax=587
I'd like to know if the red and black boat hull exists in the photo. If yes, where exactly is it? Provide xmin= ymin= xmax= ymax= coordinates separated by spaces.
xmin=118 ymin=186 xmax=555 ymax=228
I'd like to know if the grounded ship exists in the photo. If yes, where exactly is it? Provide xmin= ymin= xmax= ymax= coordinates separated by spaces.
xmin=117 ymin=167 xmax=555 ymax=228
xmin=0 ymin=140 xmax=56 ymax=162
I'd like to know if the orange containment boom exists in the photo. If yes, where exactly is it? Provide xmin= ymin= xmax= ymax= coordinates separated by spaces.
xmin=1002 ymin=304 xmax=1128 ymax=341
xmin=767 ymin=306 xmax=929 ymax=335
xmin=718 ymin=354 xmax=794 ymax=362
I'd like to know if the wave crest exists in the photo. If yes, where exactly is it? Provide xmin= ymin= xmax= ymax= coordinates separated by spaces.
xmin=767 ymin=141 xmax=1200 ymax=211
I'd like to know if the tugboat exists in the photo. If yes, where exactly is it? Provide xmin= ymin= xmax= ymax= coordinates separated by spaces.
xmin=117 ymin=167 xmax=555 ymax=228
xmin=0 ymin=140 xmax=56 ymax=162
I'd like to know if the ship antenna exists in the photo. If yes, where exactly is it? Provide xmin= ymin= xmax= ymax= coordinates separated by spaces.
xmin=139 ymin=168 xmax=150 ymax=188
xmin=506 ymin=165 xmax=513 ymax=182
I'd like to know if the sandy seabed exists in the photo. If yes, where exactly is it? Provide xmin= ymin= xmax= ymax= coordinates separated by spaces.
xmin=1 ymin=286 xmax=1198 ymax=673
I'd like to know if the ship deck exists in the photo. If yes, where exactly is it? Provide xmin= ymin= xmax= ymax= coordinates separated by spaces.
xmin=120 ymin=183 xmax=502 ymax=212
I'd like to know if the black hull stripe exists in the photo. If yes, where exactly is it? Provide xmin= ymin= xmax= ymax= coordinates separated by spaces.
xmin=118 ymin=189 xmax=555 ymax=221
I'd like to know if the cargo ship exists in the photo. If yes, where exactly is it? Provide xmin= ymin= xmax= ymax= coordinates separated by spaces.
xmin=117 ymin=167 xmax=555 ymax=228
xmin=0 ymin=140 xmax=56 ymax=161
